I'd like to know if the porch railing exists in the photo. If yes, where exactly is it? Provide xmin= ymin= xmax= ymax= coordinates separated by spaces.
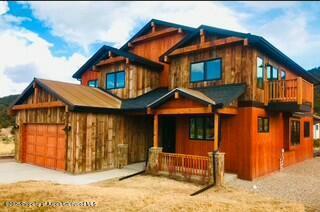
xmin=264 ymin=77 xmax=313 ymax=105
xmin=158 ymin=152 xmax=210 ymax=182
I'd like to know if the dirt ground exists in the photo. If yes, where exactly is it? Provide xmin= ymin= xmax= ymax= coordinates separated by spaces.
xmin=0 ymin=175 xmax=304 ymax=212
xmin=0 ymin=127 xmax=14 ymax=156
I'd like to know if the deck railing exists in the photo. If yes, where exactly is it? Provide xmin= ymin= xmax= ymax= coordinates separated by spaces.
xmin=264 ymin=77 xmax=313 ymax=105
xmin=158 ymin=152 xmax=210 ymax=182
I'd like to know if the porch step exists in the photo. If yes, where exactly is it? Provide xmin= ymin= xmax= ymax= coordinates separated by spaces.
xmin=225 ymin=173 xmax=238 ymax=184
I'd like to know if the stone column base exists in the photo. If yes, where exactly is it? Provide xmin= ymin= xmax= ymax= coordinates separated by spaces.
xmin=208 ymin=152 xmax=215 ymax=184
xmin=146 ymin=147 xmax=163 ymax=174
xmin=214 ymin=151 xmax=225 ymax=187
xmin=117 ymin=144 xmax=128 ymax=168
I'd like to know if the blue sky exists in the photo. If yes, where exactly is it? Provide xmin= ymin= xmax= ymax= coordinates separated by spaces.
xmin=0 ymin=1 xmax=319 ymax=97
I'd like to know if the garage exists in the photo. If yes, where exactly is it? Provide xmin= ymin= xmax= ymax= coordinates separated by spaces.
xmin=23 ymin=124 xmax=66 ymax=171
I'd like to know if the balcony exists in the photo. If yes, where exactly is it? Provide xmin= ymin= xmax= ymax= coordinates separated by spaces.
xmin=264 ymin=77 xmax=313 ymax=112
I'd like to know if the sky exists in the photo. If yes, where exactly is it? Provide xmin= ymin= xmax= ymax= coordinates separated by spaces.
xmin=0 ymin=1 xmax=320 ymax=97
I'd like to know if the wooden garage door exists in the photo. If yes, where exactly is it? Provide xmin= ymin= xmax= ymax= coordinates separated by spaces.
xmin=23 ymin=124 xmax=66 ymax=171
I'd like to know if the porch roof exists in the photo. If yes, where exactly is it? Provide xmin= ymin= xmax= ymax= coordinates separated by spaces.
xmin=147 ymin=83 xmax=246 ymax=109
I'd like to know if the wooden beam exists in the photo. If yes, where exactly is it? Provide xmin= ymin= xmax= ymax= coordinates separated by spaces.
xmin=131 ymin=27 xmax=179 ymax=44
xmin=33 ymin=82 xmax=38 ymax=103
xmin=217 ymin=107 xmax=238 ymax=115
xmin=214 ymin=113 xmax=219 ymax=151
xmin=11 ymin=101 xmax=65 ymax=111
xmin=108 ymin=51 xmax=113 ymax=58
xmin=297 ymin=77 xmax=303 ymax=104
xmin=151 ymin=21 xmax=156 ymax=33
xmin=168 ymin=37 xmax=244 ymax=57
xmin=174 ymin=91 xmax=179 ymax=99
xmin=200 ymin=29 xmax=205 ymax=43
xmin=149 ymin=107 xmax=213 ymax=115
xmin=96 ymin=56 xmax=126 ymax=66
xmin=153 ymin=114 xmax=159 ymax=147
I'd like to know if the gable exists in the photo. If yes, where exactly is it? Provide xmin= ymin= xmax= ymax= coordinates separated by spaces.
xmin=11 ymin=78 xmax=121 ymax=113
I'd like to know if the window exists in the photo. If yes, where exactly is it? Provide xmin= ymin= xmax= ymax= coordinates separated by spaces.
xmin=88 ymin=80 xmax=98 ymax=88
xmin=316 ymin=125 xmax=319 ymax=131
xmin=189 ymin=117 xmax=214 ymax=140
xmin=280 ymin=70 xmax=286 ymax=80
xmin=291 ymin=120 xmax=300 ymax=146
xmin=190 ymin=59 xmax=222 ymax=82
xmin=304 ymin=121 xmax=310 ymax=138
xmin=267 ymin=65 xmax=278 ymax=80
xmin=258 ymin=117 xmax=269 ymax=133
xmin=257 ymin=57 xmax=264 ymax=89
xmin=106 ymin=71 xmax=126 ymax=89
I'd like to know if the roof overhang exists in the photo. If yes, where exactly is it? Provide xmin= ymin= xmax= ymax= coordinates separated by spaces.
xmin=147 ymin=88 xmax=217 ymax=109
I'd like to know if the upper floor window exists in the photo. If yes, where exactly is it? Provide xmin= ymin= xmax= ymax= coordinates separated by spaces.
xmin=267 ymin=65 xmax=279 ymax=80
xmin=106 ymin=71 xmax=125 ymax=90
xmin=304 ymin=121 xmax=310 ymax=138
xmin=280 ymin=70 xmax=286 ymax=80
xmin=189 ymin=117 xmax=214 ymax=140
xmin=257 ymin=57 xmax=264 ymax=89
xmin=88 ymin=80 xmax=98 ymax=88
xmin=190 ymin=59 xmax=222 ymax=83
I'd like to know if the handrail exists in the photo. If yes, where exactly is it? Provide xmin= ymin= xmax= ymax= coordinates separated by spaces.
xmin=158 ymin=152 xmax=209 ymax=179
xmin=264 ymin=77 xmax=313 ymax=105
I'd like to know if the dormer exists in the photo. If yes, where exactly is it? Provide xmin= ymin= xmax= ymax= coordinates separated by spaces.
xmin=94 ymin=46 xmax=163 ymax=99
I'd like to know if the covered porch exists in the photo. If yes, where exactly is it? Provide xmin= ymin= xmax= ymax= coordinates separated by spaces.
xmin=145 ymin=85 xmax=245 ymax=185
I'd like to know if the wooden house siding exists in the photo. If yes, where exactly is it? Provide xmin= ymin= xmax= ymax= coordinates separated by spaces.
xmin=98 ymin=63 xmax=160 ymax=99
xmin=14 ymin=87 xmax=152 ymax=174
xmin=81 ymin=70 xmax=100 ymax=86
xmin=169 ymin=44 xmax=254 ymax=101
xmin=220 ymin=107 xmax=314 ymax=180
xmin=129 ymin=30 xmax=186 ymax=87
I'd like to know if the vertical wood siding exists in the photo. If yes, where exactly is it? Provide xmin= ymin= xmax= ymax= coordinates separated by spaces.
xmin=98 ymin=63 xmax=160 ymax=99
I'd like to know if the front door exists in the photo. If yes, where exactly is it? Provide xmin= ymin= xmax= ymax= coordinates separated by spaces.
xmin=161 ymin=117 xmax=176 ymax=153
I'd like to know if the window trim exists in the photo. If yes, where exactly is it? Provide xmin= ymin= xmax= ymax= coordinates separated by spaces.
xmin=87 ymin=79 xmax=98 ymax=88
xmin=304 ymin=121 xmax=310 ymax=138
xmin=189 ymin=116 xmax=214 ymax=141
xmin=257 ymin=56 xmax=265 ymax=89
xmin=267 ymin=65 xmax=279 ymax=81
xmin=258 ymin=116 xmax=269 ymax=133
xmin=190 ymin=58 xmax=222 ymax=83
xmin=106 ymin=71 xmax=126 ymax=90
xmin=280 ymin=70 xmax=286 ymax=80
xmin=289 ymin=118 xmax=301 ymax=147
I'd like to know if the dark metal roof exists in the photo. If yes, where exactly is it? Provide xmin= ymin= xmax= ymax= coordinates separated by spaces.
xmin=161 ymin=25 xmax=319 ymax=84
xmin=194 ymin=83 xmax=246 ymax=106
xmin=147 ymin=88 xmax=217 ymax=109
xmin=72 ymin=45 xmax=163 ymax=79
xmin=121 ymin=88 xmax=169 ymax=111
xmin=120 ymin=19 xmax=196 ymax=51
xmin=122 ymin=84 xmax=246 ymax=111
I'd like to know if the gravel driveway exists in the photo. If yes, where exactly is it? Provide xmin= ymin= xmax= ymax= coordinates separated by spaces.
xmin=228 ymin=158 xmax=320 ymax=210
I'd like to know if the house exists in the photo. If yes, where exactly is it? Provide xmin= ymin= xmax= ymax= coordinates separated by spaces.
xmin=10 ymin=19 xmax=319 ymax=181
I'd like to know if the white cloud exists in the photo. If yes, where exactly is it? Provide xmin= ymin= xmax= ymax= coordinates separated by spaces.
xmin=251 ymin=10 xmax=320 ymax=69
xmin=24 ymin=1 xmax=248 ymax=50
xmin=0 ymin=1 xmax=8 ymax=15
xmin=240 ymin=1 xmax=299 ymax=11
xmin=0 ymin=27 xmax=87 ymax=97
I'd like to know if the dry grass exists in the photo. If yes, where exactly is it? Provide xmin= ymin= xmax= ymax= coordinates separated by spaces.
xmin=0 ymin=127 xmax=14 ymax=156
xmin=0 ymin=175 xmax=304 ymax=212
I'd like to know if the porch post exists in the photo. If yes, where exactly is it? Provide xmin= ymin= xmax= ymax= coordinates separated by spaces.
xmin=214 ymin=113 xmax=219 ymax=151
xmin=153 ymin=114 xmax=159 ymax=147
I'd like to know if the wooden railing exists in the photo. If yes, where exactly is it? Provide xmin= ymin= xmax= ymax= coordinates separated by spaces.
xmin=158 ymin=152 xmax=210 ymax=181
xmin=264 ymin=77 xmax=313 ymax=105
